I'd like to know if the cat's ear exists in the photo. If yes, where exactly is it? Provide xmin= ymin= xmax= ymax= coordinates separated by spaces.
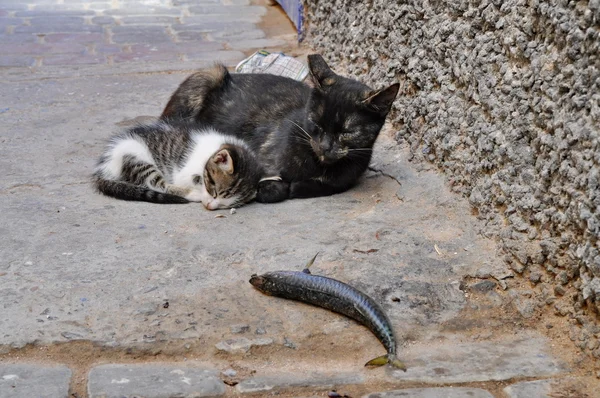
xmin=308 ymin=54 xmax=337 ymax=88
xmin=213 ymin=149 xmax=234 ymax=174
xmin=362 ymin=83 xmax=400 ymax=114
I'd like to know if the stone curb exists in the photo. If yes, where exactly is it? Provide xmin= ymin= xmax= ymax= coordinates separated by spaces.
xmin=87 ymin=364 xmax=225 ymax=398
xmin=0 ymin=364 xmax=71 ymax=398
xmin=1 ymin=362 xmax=588 ymax=397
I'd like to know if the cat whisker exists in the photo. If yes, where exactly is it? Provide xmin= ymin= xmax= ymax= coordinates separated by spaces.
xmin=290 ymin=130 xmax=313 ymax=146
xmin=286 ymin=118 xmax=313 ymax=142
xmin=291 ymin=133 xmax=312 ymax=145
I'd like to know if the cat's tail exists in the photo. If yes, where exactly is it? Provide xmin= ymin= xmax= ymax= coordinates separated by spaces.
xmin=161 ymin=63 xmax=230 ymax=120
xmin=93 ymin=177 xmax=189 ymax=204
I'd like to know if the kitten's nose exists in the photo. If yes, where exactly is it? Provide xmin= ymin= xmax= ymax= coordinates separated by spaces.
xmin=205 ymin=200 xmax=219 ymax=210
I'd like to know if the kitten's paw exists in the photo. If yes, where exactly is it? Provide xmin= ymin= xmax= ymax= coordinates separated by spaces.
xmin=185 ymin=189 xmax=210 ymax=203
xmin=166 ymin=184 xmax=190 ymax=198
xmin=256 ymin=180 xmax=290 ymax=203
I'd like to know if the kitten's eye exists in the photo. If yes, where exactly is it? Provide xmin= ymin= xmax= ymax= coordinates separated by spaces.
xmin=204 ymin=174 xmax=217 ymax=197
xmin=205 ymin=173 xmax=214 ymax=186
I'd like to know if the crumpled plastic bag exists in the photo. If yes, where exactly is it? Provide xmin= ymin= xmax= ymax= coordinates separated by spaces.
xmin=235 ymin=49 xmax=308 ymax=81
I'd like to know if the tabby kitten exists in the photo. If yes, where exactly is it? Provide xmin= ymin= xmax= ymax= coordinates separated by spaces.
xmin=93 ymin=121 xmax=262 ymax=209
xmin=161 ymin=55 xmax=399 ymax=203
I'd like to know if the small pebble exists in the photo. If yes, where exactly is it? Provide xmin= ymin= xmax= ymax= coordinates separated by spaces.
xmin=230 ymin=324 xmax=250 ymax=334
xmin=230 ymin=208 xmax=237 ymax=214
xmin=283 ymin=337 xmax=296 ymax=349
xmin=222 ymin=368 xmax=237 ymax=377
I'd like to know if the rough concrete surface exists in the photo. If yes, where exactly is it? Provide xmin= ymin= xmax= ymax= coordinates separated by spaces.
xmin=0 ymin=76 xmax=486 ymax=351
xmin=0 ymin=0 xmax=599 ymax=397
xmin=305 ymin=0 xmax=600 ymax=359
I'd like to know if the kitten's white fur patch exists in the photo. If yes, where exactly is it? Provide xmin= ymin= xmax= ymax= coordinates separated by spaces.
xmin=173 ymin=128 xmax=247 ymax=187
xmin=100 ymin=137 xmax=154 ymax=179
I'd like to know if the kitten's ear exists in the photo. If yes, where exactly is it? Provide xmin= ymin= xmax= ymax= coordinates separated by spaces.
xmin=213 ymin=149 xmax=234 ymax=174
xmin=363 ymin=83 xmax=400 ymax=114
xmin=308 ymin=54 xmax=336 ymax=88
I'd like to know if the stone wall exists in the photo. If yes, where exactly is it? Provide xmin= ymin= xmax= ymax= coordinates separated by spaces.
xmin=305 ymin=0 xmax=600 ymax=355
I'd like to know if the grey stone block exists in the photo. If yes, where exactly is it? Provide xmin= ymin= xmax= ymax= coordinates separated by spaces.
xmin=16 ymin=9 xmax=96 ymax=17
xmin=188 ymin=5 xmax=266 ymax=16
xmin=173 ymin=20 xmax=256 ymax=32
xmin=236 ymin=373 xmax=364 ymax=393
xmin=363 ymin=387 xmax=494 ymax=398
xmin=389 ymin=333 xmax=568 ymax=383
xmin=0 ymin=364 xmax=71 ymax=398
xmin=184 ymin=49 xmax=245 ymax=65
xmin=103 ymin=7 xmax=181 ymax=16
xmin=119 ymin=15 xmax=180 ymax=25
xmin=14 ymin=23 xmax=102 ymax=34
xmin=503 ymin=379 xmax=552 ymax=398
xmin=178 ymin=14 xmax=261 ymax=24
xmin=226 ymin=38 xmax=287 ymax=50
xmin=88 ymin=364 xmax=225 ymax=398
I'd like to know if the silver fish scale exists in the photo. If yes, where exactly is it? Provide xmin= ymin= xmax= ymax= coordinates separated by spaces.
xmin=266 ymin=270 xmax=396 ymax=357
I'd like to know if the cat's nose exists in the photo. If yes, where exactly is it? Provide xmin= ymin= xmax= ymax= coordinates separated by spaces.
xmin=319 ymin=136 xmax=333 ymax=152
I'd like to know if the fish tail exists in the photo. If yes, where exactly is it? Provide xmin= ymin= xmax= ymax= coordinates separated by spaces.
xmin=365 ymin=354 xmax=407 ymax=372
xmin=390 ymin=357 xmax=408 ymax=371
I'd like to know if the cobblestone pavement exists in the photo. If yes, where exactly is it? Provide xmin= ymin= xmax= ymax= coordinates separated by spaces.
xmin=0 ymin=0 xmax=291 ymax=70
xmin=1 ymin=1 xmax=599 ymax=397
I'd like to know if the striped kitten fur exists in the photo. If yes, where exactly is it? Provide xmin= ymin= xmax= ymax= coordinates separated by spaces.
xmin=93 ymin=121 xmax=262 ymax=209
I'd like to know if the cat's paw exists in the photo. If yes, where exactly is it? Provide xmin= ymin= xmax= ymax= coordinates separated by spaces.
xmin=256 ymin=179 xmax=290 ymax=203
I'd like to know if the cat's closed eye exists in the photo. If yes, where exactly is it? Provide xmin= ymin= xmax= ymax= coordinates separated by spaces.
xmin=339 ymin=133 xmax=354 ymax=142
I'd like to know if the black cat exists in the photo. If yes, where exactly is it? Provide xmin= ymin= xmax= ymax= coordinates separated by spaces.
xmin=161 ymin=55 xmax=399 ymax=203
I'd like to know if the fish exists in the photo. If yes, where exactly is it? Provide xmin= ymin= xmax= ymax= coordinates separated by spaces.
xmin=249 ymin=253 xmax=406 ymax=370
